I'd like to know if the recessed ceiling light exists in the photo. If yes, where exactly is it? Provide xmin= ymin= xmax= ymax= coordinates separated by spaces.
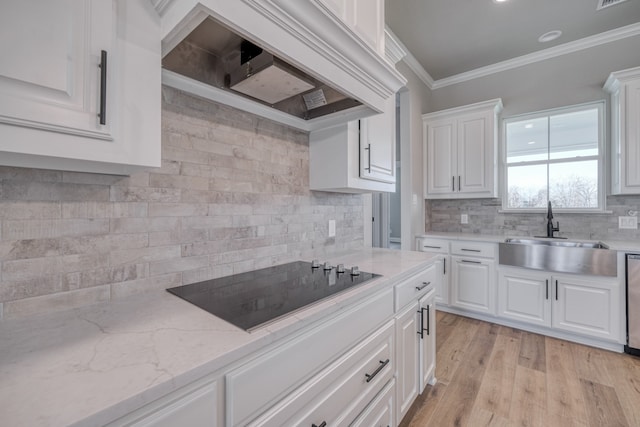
xmin=538 ymin=30 xmax=562 ymax=43
xmin=524 ymin=123 xmax=534 ymax=129
xmin=493 ymin=0 xmax=509 ymax=3
xmin=528 ymin=141 xmax=536 ymax=145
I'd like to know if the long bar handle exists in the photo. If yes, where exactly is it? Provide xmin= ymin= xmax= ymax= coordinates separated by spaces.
xmin=365 ymin=143 xmax=371 ymax=172
xmin=99 ymin=50 xmax=107 ymax=125
xmin=452 ymin=176 xmax=455 ymax=191
xmin=443 ymin=257 xmax=446 ymax=275
xmin=555 ymin=280 xmax=559 ymax=301
xmin=416 ymin=281 xmax=431 ymax=291
xmin=461 ymin=259 xmax=481 ymax=264
xmin=546 ymin=279 xmax=549 ymax=300
xmin=365 ymin=359 xmax=390 ymax=383
xmin=423 ymin=245 xmax=441 ymax=249
xmin=458 ymin=175 xmax=461 ymax=191
xmin=417 ymin=308 xmax=424 ymax=339
xmin=461 ymin=248 xmax=481 ymax=252
xmin=424 ymin=306 xmax=431 ymax=336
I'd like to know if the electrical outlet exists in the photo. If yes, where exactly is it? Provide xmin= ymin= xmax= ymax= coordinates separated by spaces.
xmin=461 ymin=214 xmax=468 ymax=224
xmin=619 ymin=216 xmax=638 ymax=229
xmin=328 ymin=219 xmax=336 ymax=237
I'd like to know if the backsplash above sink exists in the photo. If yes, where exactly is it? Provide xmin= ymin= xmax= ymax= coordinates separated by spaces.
xmin=426 ymin=197 xmax=640 ymax=241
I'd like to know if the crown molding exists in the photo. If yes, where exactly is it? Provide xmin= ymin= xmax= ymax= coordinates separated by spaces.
xmin=431 ymin=22 xmax=640 ymax=90
xmin=385 ymin=28 xmax=434 ymax=89
xmin=384 ymin=27 xmax=407 ymax=65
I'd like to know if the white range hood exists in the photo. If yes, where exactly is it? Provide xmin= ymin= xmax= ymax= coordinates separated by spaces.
xmin=152 ymin=0 xmax=407 ymax=131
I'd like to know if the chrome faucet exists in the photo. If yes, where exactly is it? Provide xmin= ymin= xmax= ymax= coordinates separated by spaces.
xmin=546 ymin=201 xmax=559 ymax=238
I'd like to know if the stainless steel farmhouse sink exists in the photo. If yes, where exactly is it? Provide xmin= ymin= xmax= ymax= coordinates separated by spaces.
xmin=499 ymin=238 xmax=617 ymax=277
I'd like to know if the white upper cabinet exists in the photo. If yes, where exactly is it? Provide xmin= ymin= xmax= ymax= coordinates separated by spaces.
xmin=359 ymin=95 xmax=396 ymax=184
xmin=317 ymin=0 xmax=385 ymax=55
xmin=423 ymin=99 xmax=502 ymax=199
xmin=0 ymin=0 xmax=161 ymax=175
xmin=310 ymin=94 xmax=396 ymax=193
xmin=605 ymin=66 xmax=640 ymax=195
xmin=0 ymin=1 xmax=113 ymax=139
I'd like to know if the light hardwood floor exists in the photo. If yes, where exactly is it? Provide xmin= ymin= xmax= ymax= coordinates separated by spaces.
xmin=400 ymin=311 xmax=640 ymax=427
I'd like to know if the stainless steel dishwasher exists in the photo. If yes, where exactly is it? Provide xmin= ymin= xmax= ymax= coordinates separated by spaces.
xmin=626 ymin=254 xmax=640 ymax=356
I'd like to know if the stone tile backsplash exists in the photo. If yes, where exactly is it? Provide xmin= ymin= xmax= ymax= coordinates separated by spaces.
xmin=426 ymin=196 xmax=640 ymax=241
xmin=0 ymin=87 xmax=364 ymax=319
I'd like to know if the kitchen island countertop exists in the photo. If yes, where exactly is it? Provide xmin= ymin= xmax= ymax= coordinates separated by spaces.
xmin=0 ymin=248 xmax=436 ymax=427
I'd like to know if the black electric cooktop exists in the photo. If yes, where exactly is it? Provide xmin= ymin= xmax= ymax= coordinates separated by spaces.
xmin=167 ymin=261 xmax=380 ymax=331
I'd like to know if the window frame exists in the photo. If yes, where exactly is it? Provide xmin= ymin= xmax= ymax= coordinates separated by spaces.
xmin=500 ymin=101 xmax=606 ymax=213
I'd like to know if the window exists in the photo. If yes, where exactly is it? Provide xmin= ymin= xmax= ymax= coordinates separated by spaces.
xmin=503 ymin=102 xmax=604 ymax=211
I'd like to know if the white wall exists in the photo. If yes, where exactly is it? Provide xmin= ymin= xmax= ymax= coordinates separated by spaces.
xmin=396 ymin=62 xmax=432 ymax=250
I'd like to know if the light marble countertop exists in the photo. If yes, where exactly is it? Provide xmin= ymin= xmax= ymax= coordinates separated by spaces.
xmin=416 ymin=231 xmax=640 ymax=252
xmin=0 ymin=248 xmax=436 ymax=427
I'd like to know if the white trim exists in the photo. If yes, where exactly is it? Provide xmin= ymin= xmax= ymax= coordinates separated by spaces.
xmin=385 ymin=28 xmax=434 ymax=89
xmin=396 ymin=22 xmax=640 ymax=90
xmin=384 ymin=27 xmax=407 ymax=65
xmin=162 ymin=70 xmax=376 ymax=132
xmin=500 ymin=101 xmax=606 ymax=212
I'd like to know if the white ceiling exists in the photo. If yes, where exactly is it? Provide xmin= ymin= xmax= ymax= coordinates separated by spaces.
xmin=385 ymin=0 xmax=640 ymax=82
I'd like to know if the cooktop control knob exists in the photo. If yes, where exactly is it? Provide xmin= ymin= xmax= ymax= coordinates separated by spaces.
xmin=323 ymin=261 xmax=333 ymax=271
xmin=336 ymin=263 xmax=345 ymax=273
xmin=351 ymin=266 xmax=360 ymax=276
xmin=311 ymin=259 xmax=320 ymax=268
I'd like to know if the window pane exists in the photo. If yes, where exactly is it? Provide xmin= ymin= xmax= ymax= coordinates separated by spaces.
xmin=507 ymin=164 xmax=547 ymax=209
xmin=549 ymin=160 xmax=598 ymax=208
xmin=506 ymin=117 xmax=548 ymax=163
xmin=550 ymin=108 xmax=599 ymax=160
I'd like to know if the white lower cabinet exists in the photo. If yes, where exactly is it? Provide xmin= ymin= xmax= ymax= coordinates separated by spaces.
xmin=395 ymin=300 xmax=419 ymax=421
xmin=394 ymin=270 xmax=438 ymax=425
xmin=498 ymin=267 xmax=621 ymax=342
xmin=498 ymin=268 xmax=551 ymax=327
xmin=451 ymin=256 xmax=495 ymax=315
xmin=419 ymin=290 xmax=436 ymax=392
xmin=107 ymin=377 xmax=220 ymax=427
xmin=553 ymin=274 xmax=620 ymax=341
xmin=247 ymin=320 xmax=395 ymax=427
xmin=415 ymin=238 xmax=450 ymax=305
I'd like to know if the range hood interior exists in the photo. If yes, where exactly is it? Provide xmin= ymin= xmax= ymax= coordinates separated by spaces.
xmin=162 ymin=17 xmax=362 ymax=120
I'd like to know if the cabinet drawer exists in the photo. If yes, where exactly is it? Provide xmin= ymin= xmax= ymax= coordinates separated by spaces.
xmin=249 ymin=320 xmax=395 ymax=427
xmin=417 ymin=238 xmax=450 ymax=253
xmin=451 ymin=240 xmax=496 ymax=258
xmin=226 ymin=288 xmax=394 ymax=426
xmin=395 ymin=264 xmax=437 ymax=311
xmin=350 ymin=378 xmax=395 ymax=427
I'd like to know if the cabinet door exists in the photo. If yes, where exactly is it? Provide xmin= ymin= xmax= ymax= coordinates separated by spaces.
xmin=552 ymin=275 xmax=620 ymax=341
xmin=622 ymin=79 xmax=640 ymax=191
xmin=498 ymin=269 xmax=551 ymax=327
xmin=436 ymin=255 xmax=450 ymax=305
xmin=360 ymin=95 xmax=396 ymax=184
xmin=347 ymin=0 xmax=384 ymax=53
xmin=451 ymin=257 xmax=495 ymax=315
xmin=419 ymin=290 xmax=436 ymax=393
xmin=0 ymin=0 xmax=113 ymax=139
xmin=395 ymin=301 xmax=419 ymax=422
xmin=425 ymin=118 xmax=457 ymax=195
xmin=457 ymin=111 xmax=494 ymax=195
